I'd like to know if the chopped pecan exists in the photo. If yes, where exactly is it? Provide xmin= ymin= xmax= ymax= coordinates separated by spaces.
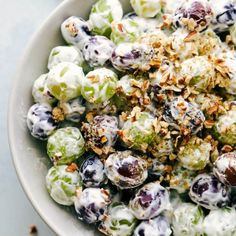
xmin=29 ymin=225 xmax=37 ymax=234
xmin=52 ymin=107 xmax=65 ymax=122
xmin=66 ymin=163 xmax=78 ymax=172
xmin=221 ymin=145 xmax=233 ymax=153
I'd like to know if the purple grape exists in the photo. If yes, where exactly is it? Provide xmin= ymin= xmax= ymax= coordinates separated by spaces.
xmin=111 ymin=43 xmax=154 ymax=72
xmin=216 ymin=4 xmax=236 ymax=24
xmin=74 ymin=188 xmax=111 ymax=224
xmin=80 ymin=155 xmax=107 ymax=187
xmin=210 ymin=1 xmax=236 ymax=32
xmin=129 ymin=182 xmax=170 ymax=220
xmin=59 ymin=97 xmax=86 ymax=122
xmin=61 ymin=16 xmax=92 ymax=48
xmin=189 ymin=173 xmax=230 ymax=210
xmin=213 ymin=152 xmax=236 ymax=186
xmin=173 ymin=0 xmax=213 ymax=32
xmin=163 ymin=96 xmax=205 ymax=135
xmin=27 ymin=103 xmax=57 ymax=140
xmin=133 ymin=215 xmax=172 ymax=236
xmin=82 ymin=35 xmax=115 ymax=67
xmin=105 ymin=151 xmax=148 ymax=189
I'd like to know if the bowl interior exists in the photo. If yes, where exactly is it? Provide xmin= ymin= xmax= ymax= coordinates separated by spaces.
xmin=8 ymin=0 xmax=132 ymax=235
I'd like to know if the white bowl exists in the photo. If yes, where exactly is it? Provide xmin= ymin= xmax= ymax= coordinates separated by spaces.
xmin=8 ymin=0 xmax=132 ymax=235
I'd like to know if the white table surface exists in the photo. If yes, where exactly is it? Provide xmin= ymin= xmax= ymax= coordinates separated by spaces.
xmin=0 ymin=0 xmax=62 ymax=235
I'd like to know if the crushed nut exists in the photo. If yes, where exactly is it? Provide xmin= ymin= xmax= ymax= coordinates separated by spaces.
xmin=66 ymin=163 xmax=78 ymax=172
xmin=221 ymin=145 xmax=233 ymax=153
xmin=52 ymin=107 xmax=65 ymax=122
xmin=29 ymin=225 xmax=37 ymax=234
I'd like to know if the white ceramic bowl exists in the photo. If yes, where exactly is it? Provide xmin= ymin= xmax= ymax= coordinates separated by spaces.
xmin=8 ymin=0 xmax=132 ymax=235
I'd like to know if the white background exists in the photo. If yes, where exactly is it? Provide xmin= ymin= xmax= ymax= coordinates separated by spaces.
xmin=0 ymin=0 xmax=62 ymax=235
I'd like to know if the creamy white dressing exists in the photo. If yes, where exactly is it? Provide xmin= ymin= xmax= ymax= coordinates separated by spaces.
xmin=129 ymin=182 xmax=171 ymax=220
xmin=123 ymin=111 xmax=155 ymax=135
xmin=178 ymin=137 xmax=211 ymax=170
xmin=216 ymin=109 xmax=236 ymax=133
xmin=134 ymin=215 xmax=172 ymax=236
xmin=81 ymin=67 xmax=117 ymax=103
xmin=97 ymin=115 xmax=118 ymax=146
xmin=135 ymin=17 xmax=158 ymax=33
xmin=130 ymin=0 xmax=161 ymax=18
xmin=171 ymin=28 xmax=198 ymax=60
xmin=80 ymin=160 xmax=105 ymax=186
xmin=171 ymin=202 xmax=204 ymax=236
xmin=180 ymin=56 xmax=215 ymax=90
xmin=213 ymin=152 xmax=236 ymax=185
xmin=47 ymin=127 xmax=85 ymax=161
xmin=219 ymin=51 xmax=236 ymax=94
xmin=105 ymin=151 xmax=148 ymax=189
xmin=230 ymin=23 xmax=236 ymax=45
xmin=203 ymin=208 xmax=236 ymax=236
xmin=189 ymin=174 xmax=230 ymax=210
xmin=32 ymin=74 xmax=56 ymax=105
xmin=163 ymin=0 xmax=183 ymax=14
xmin=88 ymin=0 xmax=123 ymax=34
xmin=106 ymin=0 xmax=123 ymax=22
xmin=46 ymin=165 xmax=81 ymax=206
xmin=74 ymin=188 xmax=110 ymax=222
xmin=27 ymin=103 xmax=56 ymax=139
xmin=111 ymin=42 xmax=154 ymax=71
xmin=111 ymin=18 xmax=142 ymax=44
xmin=169 ymin=164 xmax=196 ymax=193
xmin=47 ymin=62 xmax=85 ymax=101
xmin=117 ymin=75 xmax=135 ymax=95
xmin=48 ymin=46 xmax=84 ymax=70
xmin=82 ymin=36 xmax=114 ymax=67
xmin=100 ymin=203 xmax=136 ymax=236
xmin=59 ymin=97 xmax=85 ymax=122
xmin=61 ymin=16 xmax=91 ymax=47
xmin=215 ymin=155 xmax=236 ymax=173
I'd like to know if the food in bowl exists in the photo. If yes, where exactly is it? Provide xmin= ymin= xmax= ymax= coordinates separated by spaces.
xmin=26 ymin=0 xmax=236 ymax=235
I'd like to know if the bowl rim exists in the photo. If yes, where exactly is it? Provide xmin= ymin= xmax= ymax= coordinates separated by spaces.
xmin=8 ymin=0 xmax=76 ymax=234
